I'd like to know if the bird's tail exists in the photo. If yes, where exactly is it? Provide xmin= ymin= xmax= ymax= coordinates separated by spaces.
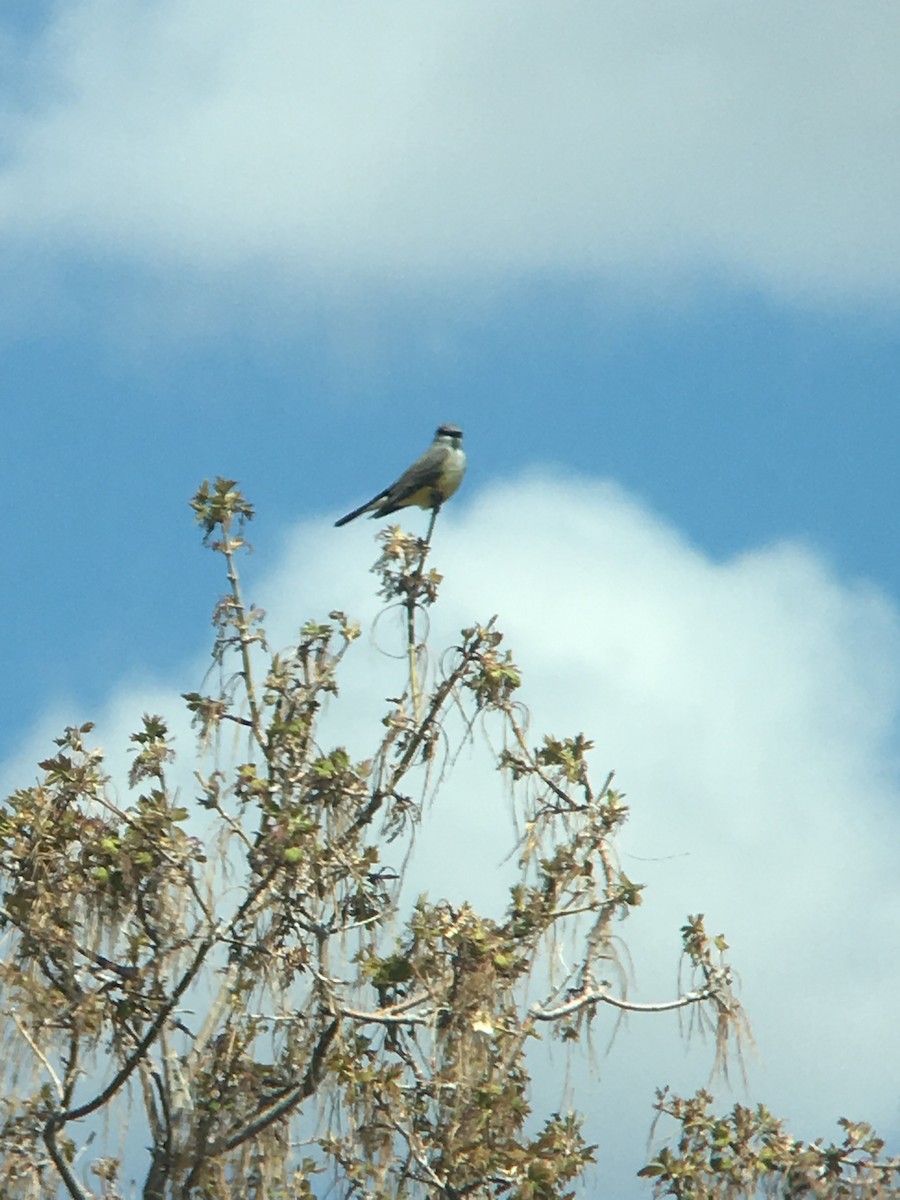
xmin=334 ymin=501 xmax=374 ymax=527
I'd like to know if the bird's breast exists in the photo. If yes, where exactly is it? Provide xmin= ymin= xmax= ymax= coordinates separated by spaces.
xmin=440 ymin=449 xmax=467 ymax=500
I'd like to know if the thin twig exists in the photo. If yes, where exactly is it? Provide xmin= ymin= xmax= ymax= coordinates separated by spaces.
xmin=404 ymin=505 xmax=440 ymax=723
xmin=222 ymin=535 xmax=266 ymax=753
xmin=12 ymin=1015 xmax=64 ymax=1101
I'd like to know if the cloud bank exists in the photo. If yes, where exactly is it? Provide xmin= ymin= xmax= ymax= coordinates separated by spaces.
xmin=1 ymin=1 xmax=899 ymax=307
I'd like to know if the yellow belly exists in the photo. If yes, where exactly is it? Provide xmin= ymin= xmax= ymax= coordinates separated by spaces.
xmin=394 ymin=484 xmax=435 ymax=511
xmin=400 ymin=454 xmax=466 ymax=510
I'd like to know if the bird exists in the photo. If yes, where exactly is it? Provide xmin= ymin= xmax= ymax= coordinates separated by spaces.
xmin=334 ymin=424 xmax=466 ymax=527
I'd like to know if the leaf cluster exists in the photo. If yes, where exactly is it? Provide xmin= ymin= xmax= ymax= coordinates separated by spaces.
xmin=642 ymin=1088 xmax=900 ymax=1199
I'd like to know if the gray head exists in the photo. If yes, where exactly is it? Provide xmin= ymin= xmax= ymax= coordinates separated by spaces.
xmin=435 ymin=424 xmax=463 ymax=440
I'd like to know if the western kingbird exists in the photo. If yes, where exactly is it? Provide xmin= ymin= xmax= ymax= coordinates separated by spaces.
xmin=335 ymin=424 xmax=466 ymax=527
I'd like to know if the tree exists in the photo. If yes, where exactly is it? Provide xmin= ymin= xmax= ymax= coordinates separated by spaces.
xmin=0 ymin=478 xmax=884 ymax=1200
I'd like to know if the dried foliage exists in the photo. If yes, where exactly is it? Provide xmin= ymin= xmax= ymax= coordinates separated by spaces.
xmin=0 ymin=477 xmax=761 ymax=1199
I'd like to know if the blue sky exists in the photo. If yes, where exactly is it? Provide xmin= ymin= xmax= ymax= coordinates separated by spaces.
xmin=2 ymin=2 xmax=900 ymax=1195
xmin=6 ymin=284 xmax=899 ymax=748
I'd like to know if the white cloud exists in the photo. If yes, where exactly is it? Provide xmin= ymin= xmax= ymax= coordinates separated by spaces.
xmin=3 ymin=475 xmax=899 ymax=1192
xmin=259 ymin=476 xmax=900 ymax=1181
xmin=1 ymin=1 xmax=900 ymax=306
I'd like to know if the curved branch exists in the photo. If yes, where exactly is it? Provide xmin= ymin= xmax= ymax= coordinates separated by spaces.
xmin=222 ymin=1016 xmax=340 ymax=1152
xmin=45 ymin=929 xmax=215 ymax=1131
xmin=44 ymin=1122 xmax=91 ymax=1200
xmin=339 ymin=992 xmax=435 ymax=1025
xmin=529 ymin=981 xmax=724 ymax=1022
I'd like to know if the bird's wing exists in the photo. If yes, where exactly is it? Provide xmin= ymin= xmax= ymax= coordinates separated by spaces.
xmin=374 ymin=442 xmax=448 ymax=513
xmin=334 ymin=441 xmax=450 ymax=526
